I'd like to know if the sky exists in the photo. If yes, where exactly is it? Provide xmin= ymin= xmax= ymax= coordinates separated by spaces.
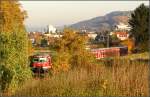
xmin=20 ymin=1 xmax=149 ymax=32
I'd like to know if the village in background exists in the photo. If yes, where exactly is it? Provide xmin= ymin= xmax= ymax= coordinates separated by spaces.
xmin=28 ymin=22 xmax=133 ymax=53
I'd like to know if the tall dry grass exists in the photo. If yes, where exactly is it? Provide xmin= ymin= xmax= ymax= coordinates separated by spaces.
xmin=14 ymin=57 xmax=149 ymax=96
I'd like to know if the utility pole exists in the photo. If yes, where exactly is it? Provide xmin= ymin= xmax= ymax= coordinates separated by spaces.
xmin=107 ymin=33 xmax=110 ymax=48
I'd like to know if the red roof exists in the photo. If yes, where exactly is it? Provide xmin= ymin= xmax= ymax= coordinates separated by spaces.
xmin=114 ymin=32 xmax=129 ymax=38
xmin=115 ymin=32 xmax=128 ymax=36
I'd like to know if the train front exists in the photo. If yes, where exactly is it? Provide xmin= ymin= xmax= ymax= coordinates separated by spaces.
xmin=30 ymin=54 xmax=52 ymax=73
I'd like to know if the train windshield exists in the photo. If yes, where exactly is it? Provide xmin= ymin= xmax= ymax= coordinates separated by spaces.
xmin=32 ymin=57 xmax=47 ymax=62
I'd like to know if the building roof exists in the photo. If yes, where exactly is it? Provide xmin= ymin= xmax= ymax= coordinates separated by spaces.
xmin=91 ymin=46 xmax=128 ymax=51
xmin=115 ymin=32 xmax=129 ymax=36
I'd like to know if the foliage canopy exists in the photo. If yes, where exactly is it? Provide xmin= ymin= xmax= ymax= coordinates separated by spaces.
xmin=52 ymin=28 xmax=96 ymax=71
xmin=0 ymin=0 xmax=32 ymax=94
xmin=129 ymin=4 xmax=149 ymax=51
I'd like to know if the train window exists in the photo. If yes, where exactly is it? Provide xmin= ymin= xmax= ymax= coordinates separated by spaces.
xmin=32 ymin=58 xmax=47 ymax=62
xmin=39 ymin=58 xmax=47 ymax=62
xmin=32 ymin=58 xmax=39 ymax=62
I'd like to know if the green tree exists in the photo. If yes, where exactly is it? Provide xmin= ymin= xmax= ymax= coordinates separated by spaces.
xmin=41 ymin=38 xmax=48 ymax=47
xmin=0 ymin=0 xmax=32 ymax=94
xmin=129 ymin=4 xmax=149 ymax=52
xmin=109 ymin=34 xmax=120 ymax=47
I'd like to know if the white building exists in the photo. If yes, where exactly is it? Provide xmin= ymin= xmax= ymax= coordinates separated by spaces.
xmin=44 ymin=34 xmax=62 ymax=38
xmin=87 ymin=32 xmax=97 ymax=39
xmin=115 ymin=22 xmax=131 ymax=31
xmin=48 ymin=24 xmax=56 ymax=33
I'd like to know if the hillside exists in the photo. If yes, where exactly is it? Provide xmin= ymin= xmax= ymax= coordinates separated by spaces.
xmin=70 ymin=11 xmax=131 ymax=32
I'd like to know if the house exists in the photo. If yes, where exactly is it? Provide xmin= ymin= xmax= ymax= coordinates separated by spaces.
xmin=48 ymin=24 xmax=57 ymax=33
xmin=44 ymin=33 xmax=61 ymax=38
xmin=95 ymin=34 xmax=107 ymax=42
xmin=87 ymin=32 xmax=97 ymax=39
xmin=114 ymin=22 xmax=131 ymax=31
xmin=114 ymin=32 xmax=129 ymax=41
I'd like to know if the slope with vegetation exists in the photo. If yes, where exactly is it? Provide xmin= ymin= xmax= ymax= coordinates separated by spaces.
xmin=70 ymin=11 xmax=131 ymax=32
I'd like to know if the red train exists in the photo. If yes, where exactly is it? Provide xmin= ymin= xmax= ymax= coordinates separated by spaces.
xmin=30 ymin=54 xmax=52 ymax=73
xmin=91 ymin=46 xmax=128 ymax=59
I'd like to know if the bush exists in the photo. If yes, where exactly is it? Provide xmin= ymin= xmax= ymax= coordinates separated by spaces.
xmin=0 ymin=32 xmax=32 ymax=95
xmin=51 ymin=28 xmax=96 ymax=71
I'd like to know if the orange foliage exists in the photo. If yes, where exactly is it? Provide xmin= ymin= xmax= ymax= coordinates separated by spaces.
xmin=53 ymin=64 xmax=70 ymax=75
xmin=121 ymin=38 xmax=135 ymax=53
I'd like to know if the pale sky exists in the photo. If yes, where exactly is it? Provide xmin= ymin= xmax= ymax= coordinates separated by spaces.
xmin=20 ymin=1 xmax=149 ymax=31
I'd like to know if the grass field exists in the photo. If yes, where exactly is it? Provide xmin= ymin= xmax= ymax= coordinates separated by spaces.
xmin=13 ymin=52 xmax=149 ymax=96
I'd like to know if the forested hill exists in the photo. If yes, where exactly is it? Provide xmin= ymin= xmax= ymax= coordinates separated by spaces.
xmin=70 ymin=11 xmax=131 ymax=32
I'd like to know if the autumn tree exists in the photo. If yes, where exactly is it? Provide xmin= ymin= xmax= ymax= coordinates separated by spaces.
xmin=0 ymin=0 xmax=32 ymax=94
xmin=121 ymin=38 xmax=135 ymax=54
xmin=129 ymin=4 xmax=149 ymax=52
xmin=53 ymin=28 xmax=95 ymax=71
xmin=34 ymin=34 xmax=42 ymax=47
xmin=28 ymin=39 xmax=34 ymax=56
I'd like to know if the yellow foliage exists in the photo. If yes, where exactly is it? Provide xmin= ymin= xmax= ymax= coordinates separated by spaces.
xmin=28 ymin=40 xmax=34 ymax=56
xmin=60 ymin=64 xmax=70 ymax=72
xmin=128 ymin=38 xmax=135 ymax=53
xmin=52 ymin=63 xmax=70 ymax=75
xmin=121 ymin=38 xmax=135 ymax=53
xmin=0 ymin=1 xmax=27 ymax=32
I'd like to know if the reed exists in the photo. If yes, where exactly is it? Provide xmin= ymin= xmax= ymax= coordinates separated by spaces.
xmin=14 ymin=54 xmax=149 ymax=96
